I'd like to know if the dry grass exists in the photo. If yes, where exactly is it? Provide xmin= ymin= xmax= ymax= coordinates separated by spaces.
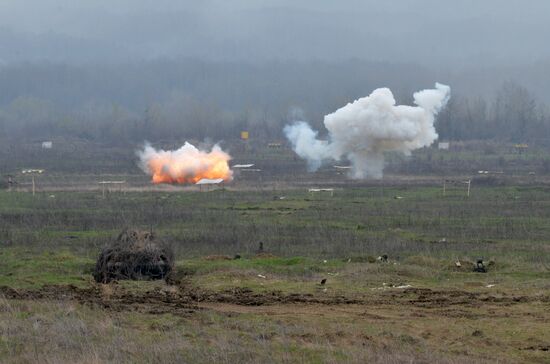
xmin=0 ymin=297 xmax=485 ymax=364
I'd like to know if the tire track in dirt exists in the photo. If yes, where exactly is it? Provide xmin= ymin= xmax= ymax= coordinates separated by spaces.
xmin=1 ymin=285 xmax=548 ymax=316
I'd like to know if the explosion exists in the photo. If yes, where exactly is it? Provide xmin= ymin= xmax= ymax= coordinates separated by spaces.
xmin=284 ymin=83 xmax=451 ymax=179
xmin=137 ymin=142 xmax=233 ymax=184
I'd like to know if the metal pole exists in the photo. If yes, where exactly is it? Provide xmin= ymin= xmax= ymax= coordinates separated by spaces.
xmin=443 ymin=180 xmax=446 ymax=196
xmin=467 ymin=180 xmax=471 ymax=197
xmin=32 ymin=176 xmax=35 ymax=197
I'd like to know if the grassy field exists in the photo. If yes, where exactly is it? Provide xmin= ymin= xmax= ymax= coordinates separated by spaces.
xmin=2 ymin=185 xmax=550 ymax=258
xmin=1 ymin=186 xmax=550 ymax=363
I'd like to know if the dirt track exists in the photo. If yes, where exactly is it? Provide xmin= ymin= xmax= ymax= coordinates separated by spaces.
xmin=1 ymin=284 xmax=548 ymax=316
xmin=4 ymin=283 xmax=550 ymax=360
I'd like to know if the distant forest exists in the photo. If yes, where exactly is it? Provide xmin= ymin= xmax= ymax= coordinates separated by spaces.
xmin=1 ymin=59 xmax=549 ymax=144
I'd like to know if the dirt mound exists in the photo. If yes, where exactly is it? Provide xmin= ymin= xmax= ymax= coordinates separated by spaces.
xmin=93 ymin=229 xmax=174 ymax=283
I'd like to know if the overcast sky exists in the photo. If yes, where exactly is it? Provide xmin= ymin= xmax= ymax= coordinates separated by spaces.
xmin=1 ymin=0 xmax=549 ymax=66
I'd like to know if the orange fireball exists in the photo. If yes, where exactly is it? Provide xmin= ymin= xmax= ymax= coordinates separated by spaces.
xmin=138 ymin=142 xmax=233 ymax=184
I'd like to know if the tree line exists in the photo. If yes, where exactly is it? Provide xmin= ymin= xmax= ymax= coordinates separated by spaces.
xmin=0 ymin=60 xmax=549 ymax=144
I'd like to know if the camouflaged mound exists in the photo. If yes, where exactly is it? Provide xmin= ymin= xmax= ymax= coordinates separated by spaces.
xmin=93 ymin=229 xmax=174 ymax=283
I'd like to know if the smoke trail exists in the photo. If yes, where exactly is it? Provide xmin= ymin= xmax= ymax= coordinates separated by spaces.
xmin=284 ymin=83 xmax=450 ymax=178
xmin=137 ymin=142 xmax=233 ymax=184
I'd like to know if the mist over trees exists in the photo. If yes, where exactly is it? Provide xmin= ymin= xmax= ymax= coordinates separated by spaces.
xmin=1 ymin=60 xmax=549 ymax=144
xmin=1 ymin=1 xmax=550 ymax=145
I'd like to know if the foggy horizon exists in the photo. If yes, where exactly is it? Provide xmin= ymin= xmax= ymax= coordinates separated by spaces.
xmin=1 ymin=1 xmax=550 ymax=146
xmin=1 ymin=1 xmax=550 ymax=66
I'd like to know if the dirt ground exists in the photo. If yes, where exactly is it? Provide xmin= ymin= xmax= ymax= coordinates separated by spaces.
xmin=2 ymin=283 xmax=550 ymax=362
xmin=3 ymin=283 xmax=548 ymax=313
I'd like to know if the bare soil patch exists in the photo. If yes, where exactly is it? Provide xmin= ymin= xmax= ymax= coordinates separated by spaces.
xmin=1 ymin=284 xmax=547 ymax=316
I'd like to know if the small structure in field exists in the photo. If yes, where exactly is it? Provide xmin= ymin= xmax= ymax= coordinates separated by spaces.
xmin=3 ymin=175 xmax=16 ymax=191
xmin=41 ymin=141 xmax=53 ymax=149
xmin=308 ymin=188 xmax=334 ymax=197
xmin=232 ymin=164 xmax=261 ymax=177
xmin=196 ymin=178 xmax=225 ymax=191
xmin=333 ymin=165 xmax=352 ymax=175
xmin=443 ymin=179 xmax=471 ymax=197
xmin=513 ymin=143 xmax=528 ymax=154
xmin=98 ymin=180 xmax=126 ymax=197
xmin=93 ymin=229 xmax=174 ymax=283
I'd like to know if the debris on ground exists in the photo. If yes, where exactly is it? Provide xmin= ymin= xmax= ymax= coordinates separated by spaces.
xmin=473 ymin=259 xmax=487 ymax=273
xmin=472 ymin=330 xmax=484 ymax=337
xmin=372 ymin=283 xmax=412 ymax=290
xmin=377 ymin=254 xmax=388 ymax=262
xmin=93 ymin=228 xmax=174 ymax=283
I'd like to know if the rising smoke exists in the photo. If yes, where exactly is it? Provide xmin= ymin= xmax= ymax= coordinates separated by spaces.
xmin=137 ymin=142 xmax=233 ymax=184
xmin=284 ymin=83 xmax=451 ymax=178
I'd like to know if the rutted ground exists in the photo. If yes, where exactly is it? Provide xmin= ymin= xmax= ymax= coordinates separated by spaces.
xmin=2 ymin=283 xmax=549 ymax=312
xmin=1 ymin=282 xmax=550 ymax=363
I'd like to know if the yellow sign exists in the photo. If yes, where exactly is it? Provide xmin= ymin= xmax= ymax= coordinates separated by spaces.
xmin=241 ymin=131 xmax=249 ymax=140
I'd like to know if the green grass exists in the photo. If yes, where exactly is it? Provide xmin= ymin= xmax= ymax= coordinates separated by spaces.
xmin=0 ymin=248 xmax=94 ymax=288
xmin=2 ymin=186 xmax=550 ymax=292
xmin=1 ymin=245 xmax=549 ymax=296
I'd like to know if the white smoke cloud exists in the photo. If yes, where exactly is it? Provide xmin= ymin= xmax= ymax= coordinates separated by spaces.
xmin=284 ymin=83 xmax=451 ymax=178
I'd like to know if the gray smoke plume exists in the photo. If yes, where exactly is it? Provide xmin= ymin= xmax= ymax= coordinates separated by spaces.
xmin=284 ymin=83 xmax=450 ymax=178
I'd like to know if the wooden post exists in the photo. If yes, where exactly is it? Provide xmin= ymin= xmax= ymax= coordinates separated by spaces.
xmin=443 ymin=179 xmax=446 ymax=196
xmin=32 ymin=175 xmax=35 ymax=197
